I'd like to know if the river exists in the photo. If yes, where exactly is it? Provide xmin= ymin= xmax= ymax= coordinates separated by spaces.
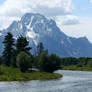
xmin=0 ymin=70 xmax=92 ymax=92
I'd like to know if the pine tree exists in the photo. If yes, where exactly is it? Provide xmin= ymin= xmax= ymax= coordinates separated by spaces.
xmin=37 ymin=42 xmax=44 ymax=56
xmin=2 ymin=32 xmax=15 ymax=66
xmin=16 ymin=36 xmax=31 ymax=54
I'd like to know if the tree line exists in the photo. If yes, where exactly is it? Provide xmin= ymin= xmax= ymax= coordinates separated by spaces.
xmin=1 ymin=32 xmax=92 ymax=73
xmin=0 ymin=32 xmax=61 ymax=73
xmin=61 ymin=57 xmax=92 ymax=68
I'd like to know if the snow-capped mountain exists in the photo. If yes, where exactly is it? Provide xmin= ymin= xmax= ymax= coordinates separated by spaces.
xmin=0 ymin=13 xmax=92 ymax=57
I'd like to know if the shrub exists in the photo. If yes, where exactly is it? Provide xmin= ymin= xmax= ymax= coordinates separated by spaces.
xmin=38 ymin=53 xmax=61 ymax=73
xmin=16 ymin=52 xmax=32 ymax=72
xmin=48 ymin=54 xmax=61 ymax=73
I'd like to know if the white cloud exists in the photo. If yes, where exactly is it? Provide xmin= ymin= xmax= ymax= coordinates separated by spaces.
xmin=62 ymin=15 xmax=79 ymax=25
xmin=0 ymin=0 xmax=74 ymax=29
xmin=55 ymin=15 xmax=79 ymax=26
xmin=0 ymin=0 xmax=73 ymax=16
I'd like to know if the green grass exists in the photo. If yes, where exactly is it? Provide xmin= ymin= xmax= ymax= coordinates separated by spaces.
xmin=62 ymin=65 xmax=92 ymax=71
xmin=0 ymin=66 xmax=62 ymax=81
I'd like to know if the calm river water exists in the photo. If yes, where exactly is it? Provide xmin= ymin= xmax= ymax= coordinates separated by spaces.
xmin=0 ymin=70 xmax=92 ymax=92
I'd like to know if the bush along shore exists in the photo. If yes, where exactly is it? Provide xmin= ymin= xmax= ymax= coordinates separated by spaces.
xmin=0 ymin=32 xmax=62 ymax=81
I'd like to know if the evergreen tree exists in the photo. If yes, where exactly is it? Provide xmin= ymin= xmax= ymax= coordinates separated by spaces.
xmin=2 ymin=32 xmax=15 ymax=66
xmin=0 ymin=57 xmax=2 ymax=65
xmin=38 ymin=52 xmax=49 ymax=72
xmin=37 ymin=42 xmax=44 ymax=56
xmin=48 ymin=54 xmax=61 ymax=73
xmin=16 ymin=36 xmax=31 ymax=54
xmin=11 ymin=49 xmax=17 ymax=67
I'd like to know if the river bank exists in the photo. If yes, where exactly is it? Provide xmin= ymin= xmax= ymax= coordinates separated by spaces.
xmin=0 ymin=70 xmax=92 ymax=92
xmin=0 ymin=66 xmax=62 ymax=81
xmin=62 ymin=65 xmax=92 ymax=71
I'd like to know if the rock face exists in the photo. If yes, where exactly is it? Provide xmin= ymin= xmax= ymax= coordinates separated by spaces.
xmin=0 ymin=13 xmax=92 ymax=57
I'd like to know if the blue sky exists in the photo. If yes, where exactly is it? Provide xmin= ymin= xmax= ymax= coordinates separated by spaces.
xmin=0 ymin=0 xmax=5 ymax=5
xmin=0 ymin=0 xmax=92 ymax=42
xmin=73 ymin=0 xmax=92 ymax=17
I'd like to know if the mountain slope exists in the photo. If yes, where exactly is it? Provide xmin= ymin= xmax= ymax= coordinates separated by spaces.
xmin=0 ymin=13 xmax=92 ymax=57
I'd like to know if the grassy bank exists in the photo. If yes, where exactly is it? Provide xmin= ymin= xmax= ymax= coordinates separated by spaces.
xmin=62 ymin=65 xmax=92 ymax=71
xmin=0 ymin=66 xmax=62 ymax=81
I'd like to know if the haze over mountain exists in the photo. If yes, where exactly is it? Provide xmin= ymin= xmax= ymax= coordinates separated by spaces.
xmin=0 ymin=13 xmax=92 ymax=57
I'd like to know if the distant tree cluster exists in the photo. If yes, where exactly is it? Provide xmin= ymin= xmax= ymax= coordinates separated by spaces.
xmin=0 ymin=32 xmax=61 ymax=73
xmin=61 ymin=57 xmax=92 ymax=68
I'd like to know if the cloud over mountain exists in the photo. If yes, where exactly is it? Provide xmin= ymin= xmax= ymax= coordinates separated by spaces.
xmin=0 ymin=0 xmax=73 ymax=16
xmin=0 ymin=0 xmax=74 ymax=29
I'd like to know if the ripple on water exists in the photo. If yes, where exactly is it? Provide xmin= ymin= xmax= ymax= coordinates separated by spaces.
xmin=0 ymin=70 xmax=92 ymax=92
